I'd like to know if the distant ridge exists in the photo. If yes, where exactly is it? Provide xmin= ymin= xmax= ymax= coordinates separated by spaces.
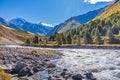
xmin=47 ymin=7 xmax=104 ymax=36
xmin=0 ymin=17 xmax=53 ymax=36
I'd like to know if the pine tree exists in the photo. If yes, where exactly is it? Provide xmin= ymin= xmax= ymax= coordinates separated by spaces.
xmin=43 ymin=38 xmax=48 ymax=46
xmin=77 ymin=34 xmax=81 ymax=45
xmin=61 ymin=33 xmax=66 ymax=44
xmin=39 ymin=38 xmax=42 ymax=45
xmin=49 ymin=36 xmax=54 ymax=41
xmin=66 ymin=33 xmax=72 ymax=44
xmin=94 ymin=27 xmax=102 ymax=44
xmin=111 ymin=26 xmax=119 ymax=34
xmin=33 ymin=35 xmax=39 ymax=44
xmin=106 ymin=29 xmax=115 ymax=44
xmin=25 ymin=39 xmax=31 ymax=44
xmin=83 ymin=31 xmax=93 ymax=44
xmin=56 ymin=33 xmax=62 ymax=45
xmin=91 ymin=28 xmax=96 ymax=36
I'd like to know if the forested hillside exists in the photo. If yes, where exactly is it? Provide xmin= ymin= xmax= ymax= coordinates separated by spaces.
xmin=25 ymin=11 xmax=120 ymax=46
xmin=24 ymin=0 xmax=120 ymax=46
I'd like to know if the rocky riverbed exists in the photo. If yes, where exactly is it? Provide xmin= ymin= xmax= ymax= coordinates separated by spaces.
xmin=0 ymin=46 xmax=97 ymax=80
xmin=0 ymin=46 xmax=61 ymax=80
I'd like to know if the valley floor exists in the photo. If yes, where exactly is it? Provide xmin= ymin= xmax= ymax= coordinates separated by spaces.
xmin=0 ymin=45 xmax=120 ymax=80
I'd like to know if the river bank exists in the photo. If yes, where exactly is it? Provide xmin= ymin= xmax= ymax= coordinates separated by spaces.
xmin=1 ymin=44 xmax=120 ymax=49
xmin=0 ymin=47 xmax=61 ymax=80
xmin=21 ymin=44 xmax=120 ymax=49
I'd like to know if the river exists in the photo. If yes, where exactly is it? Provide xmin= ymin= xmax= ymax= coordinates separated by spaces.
xmin=1 ymin=45 xmax=120 ymax=80
xmin=54 ymin=48 xmax=120 ymax=80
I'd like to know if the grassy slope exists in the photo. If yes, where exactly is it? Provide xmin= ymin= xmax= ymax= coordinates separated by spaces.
xmin=0 ymin=24 xmax=34 ymax=44
xmin=58 ymin=21 xmax=79 ymax=33
xmin=95 ymin=1 xmax=120 ymax=20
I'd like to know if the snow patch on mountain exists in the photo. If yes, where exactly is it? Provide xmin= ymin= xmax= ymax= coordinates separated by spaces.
xmin=41 ymin=22 xmax=54 ymax=27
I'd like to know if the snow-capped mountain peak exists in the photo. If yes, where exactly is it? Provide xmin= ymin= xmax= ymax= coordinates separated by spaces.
xmin=39 ymin=22 xmax=54 ymax=27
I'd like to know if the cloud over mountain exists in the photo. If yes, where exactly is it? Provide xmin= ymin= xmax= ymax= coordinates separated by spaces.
xmin=84 ymin=0 xmax=114 ymax=4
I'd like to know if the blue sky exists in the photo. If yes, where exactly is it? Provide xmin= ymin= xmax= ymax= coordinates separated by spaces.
xmin=0 ymin=0 xmax=114 ymax=25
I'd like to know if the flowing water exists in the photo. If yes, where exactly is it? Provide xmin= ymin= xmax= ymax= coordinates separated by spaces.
xmin=54 ymin=48 xmax=120 ymax=80
xmin=1 ymin=45 xmax=120 ymax=80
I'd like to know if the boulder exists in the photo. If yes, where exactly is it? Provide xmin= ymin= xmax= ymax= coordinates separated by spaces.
xmin=18 ymin=67 xmax=33 ymax=77
xmin=72 ymin=74 xmax=82 ymax=80
xmin=60 ymin=71 xmax=66 ymax=76
xmin=32 ymin=66 xmax=43 ymax=73
xmin=11 ymin=62 xmax=27 ymax=74
xmin=63 ymin=69 xmax=67 ymax=72
xmin=48 ymin=76 xmax=52 ymax=80
xmin=85 ymin=72 xmax=96 ymax=80
xmin=47 ymin=63 xmax=56 ymax=68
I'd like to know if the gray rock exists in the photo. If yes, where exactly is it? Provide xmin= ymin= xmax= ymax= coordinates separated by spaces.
xmin=85 ymin=72 xmax=96 ymax=80
xmin=18 ymin=67 xmax=33 ymax=77
xmin=47 ymin=63 xmax=56 ymax=68
xmin=11 ymin=62 xmax=27 ymax=74
xmin=72 ymin=74 xmax=82 ymax=80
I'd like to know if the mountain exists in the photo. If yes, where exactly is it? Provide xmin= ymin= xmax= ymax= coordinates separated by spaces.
xmin=51 ymin=0 xmax=120 ymax=45
xmin=10 ymin=18 xmax=54 ymax=36
xmin=81 ymin=0 xmax=120 ymax=37
xmin=0 ymin=17 xmax=9 ymax=26
xmin=95 ymin=0 xmax=120 ymax=20
xmin=47 ymin=7 xmax=104 ymax=36
xmin=0 ymin=24 xmax=34 ymax=44
xmin=0 ymin=17 xmax=24 ymax=30
xmin=0 ymin=17 xmax=53 ymax=36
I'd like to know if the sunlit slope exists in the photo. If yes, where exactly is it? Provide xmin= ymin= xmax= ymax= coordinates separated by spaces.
xmin=58 ymin=21 xmax=80 ymax=33
xmin=0 ymin=24 xmax=34 ymax=44
xmin=95 ymin=0 xmax=120 ymax=20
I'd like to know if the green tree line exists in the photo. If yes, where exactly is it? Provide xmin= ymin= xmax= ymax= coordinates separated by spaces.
xmin=25 ymin=12 xmax=120 ymax=46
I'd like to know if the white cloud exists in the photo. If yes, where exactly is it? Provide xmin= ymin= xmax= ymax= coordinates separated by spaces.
xmin=41 ymin=22 xmax=54 ymax=27
xmin=84 ymin=0 xmax=114 ymax=4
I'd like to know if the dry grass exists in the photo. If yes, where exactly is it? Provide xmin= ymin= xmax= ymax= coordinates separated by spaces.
xmin=95 ymin=1 xmax=120 ymax=20
xmin=0 ymin=24 xmax=34 ymax=44
xmin=41 ymin=43 xmax=120 ymax=47
xmin=0 ymin=68 xmax=11 ymax=80
xmin=16 ymin=48 xmax=58 ymax=55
